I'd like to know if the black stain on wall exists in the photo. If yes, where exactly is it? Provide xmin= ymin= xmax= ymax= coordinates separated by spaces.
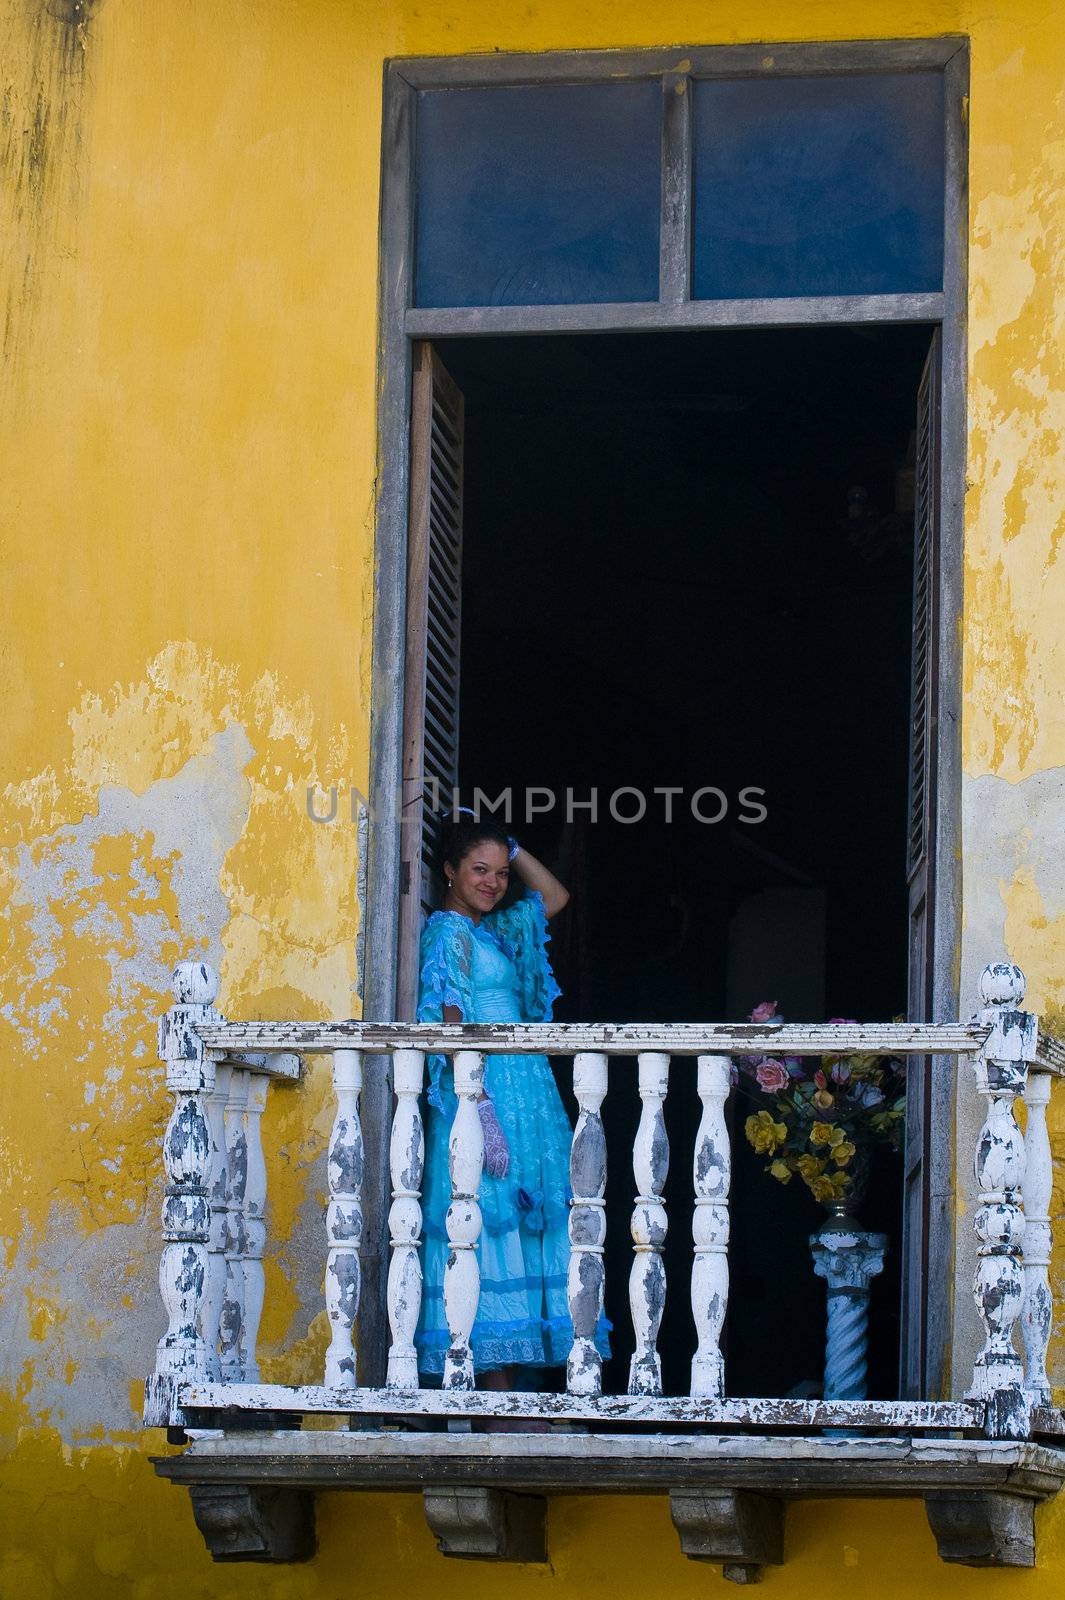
xmin=1 ymin=0 xmax=100 ymax=368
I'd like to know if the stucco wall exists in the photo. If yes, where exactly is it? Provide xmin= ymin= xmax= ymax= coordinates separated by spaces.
xmin=2 ymin=0 xmax=1065 ymax=1593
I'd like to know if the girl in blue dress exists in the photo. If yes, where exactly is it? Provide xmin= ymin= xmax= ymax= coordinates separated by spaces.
xmin=415 ymin=816 xmax=610 ymax=1389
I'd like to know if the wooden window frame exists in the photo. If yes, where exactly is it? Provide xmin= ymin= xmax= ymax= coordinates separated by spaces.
xmin=362 ymin=37 xmax=969 ymax=1393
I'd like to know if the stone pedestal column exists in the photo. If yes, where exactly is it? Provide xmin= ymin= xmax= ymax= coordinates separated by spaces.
xmin=810 ymin=1219 xmax=887 ymax=1400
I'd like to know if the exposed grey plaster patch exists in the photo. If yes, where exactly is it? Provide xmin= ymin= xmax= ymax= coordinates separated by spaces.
xmin=962 ymin=767 xmax=1065 ymax=994
xmin=1 ymin=725 xmax=254 ymax=1061
xmin=0 ymin=1201 xmax=165 ymax=1442
xmin=0 ymin=728 xmax=256 ymax=1441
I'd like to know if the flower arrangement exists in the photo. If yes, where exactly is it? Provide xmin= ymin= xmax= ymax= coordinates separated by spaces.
xmin=737 ymin=1001 xmax=907 ymax=1207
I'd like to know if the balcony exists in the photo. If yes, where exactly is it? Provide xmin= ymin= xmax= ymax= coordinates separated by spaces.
xmin=145 ymin=960 xmax=1065 ymax=1578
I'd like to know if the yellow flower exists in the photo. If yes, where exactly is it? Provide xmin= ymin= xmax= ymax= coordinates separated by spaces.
xmin=833 ymin=1140 xmax=857 ymax=1167
xmin=809 ymin=1175 xmax=836 ymax=1204
xmin=830 ymin=1169 xmax=851 ymax=1195
xmin=745 ymin=1109 xmax=788 ymax=1156
xmin=810 ymin=1122 xmax=841 ymax=1148
xmin=769 ymin=1159 xmax=792 ymax=1184
xmin=812 ymin=1089 xmax=835 ymax=1111
xmin=796 ymin=1154 xmax=825 ymax=1180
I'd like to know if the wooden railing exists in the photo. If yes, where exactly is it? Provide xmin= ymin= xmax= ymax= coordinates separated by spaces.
xmin=143 ymin=959 xmax=1061 ymax=1443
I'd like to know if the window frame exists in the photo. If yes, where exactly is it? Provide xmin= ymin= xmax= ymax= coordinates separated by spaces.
xmin=363 ymin=37 xmax=969 ymax=1396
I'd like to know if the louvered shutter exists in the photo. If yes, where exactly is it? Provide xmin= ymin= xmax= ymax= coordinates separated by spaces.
xmin=899 ymin=329 xmax=942 ymax=1399
xmin=396 ymin=343 xmax=464 ymax=1019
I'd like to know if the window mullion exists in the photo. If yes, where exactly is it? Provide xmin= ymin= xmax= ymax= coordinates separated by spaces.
xmin=659 ymin=71 xmax=693 ymax=304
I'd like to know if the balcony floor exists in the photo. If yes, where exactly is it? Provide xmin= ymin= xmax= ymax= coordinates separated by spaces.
xmin=155 ymin=1429 xmax=1065 ymax=1573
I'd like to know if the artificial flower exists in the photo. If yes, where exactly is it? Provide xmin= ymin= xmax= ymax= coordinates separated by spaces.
xmin=749 ymin=1000 xmax=779 ymax=1023
xmin=769 ymin=1159 xmax=792 ymax=1184
xmin=810 ymin=1121 xmax=842 ymax=1148
xmin=755 ymin=1058 xmax=790 ymax=1093
xmin=832 ymin=1140 xmax=857 ymax=1166
xmin=745 ymin=1109 xmax=788 ymax=1155
xmin=812 ymin=1089 xmax=835 ymax=1111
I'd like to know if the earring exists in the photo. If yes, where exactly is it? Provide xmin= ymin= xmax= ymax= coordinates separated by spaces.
xmin=448 ymin=877 xmax=453 ymax=889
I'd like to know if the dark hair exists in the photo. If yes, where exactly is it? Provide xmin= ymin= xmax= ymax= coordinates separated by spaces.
xmin=440 ymin=816 xmax=511 ymax=875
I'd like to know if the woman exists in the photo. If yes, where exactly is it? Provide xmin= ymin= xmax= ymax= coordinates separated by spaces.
xmin=415 ymin=815 xmax=610 ymax=1389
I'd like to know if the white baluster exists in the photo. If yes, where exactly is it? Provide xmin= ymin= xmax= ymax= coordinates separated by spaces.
xmin=144 ymin=962 xmax=220 ymax=1426
xmin=629 ymin=1052 xmax=670 ymax=1396
xmin=443 ymin=1051 xmax=484 ymax=1391
xmin=242 ymin=1074 xmax=269 ymax=1382
xmin=967 ymin=962 xmax=1037 ymax=1439
xmin=387 ymin=1049 xmax=425 ymax=1389
xmin=202 ymin=1058 xmax=233 ymax=1379
xmin=1022 ymin=1069 xmax=1053 ymax=1406
xmin=690 ymin=1054 xmax=731 ymax=1398
xmin=567 ymin=1052 xmax=609 ymax=1396
xmin=325 ymin=1049 xmax=364 ymax=1389
xmin=219 ymin=1068 xmax=249 ymax=1380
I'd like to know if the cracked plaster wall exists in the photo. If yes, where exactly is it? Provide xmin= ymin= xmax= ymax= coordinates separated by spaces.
xmin=2 ymin=0 xmax=1065 ymax=1595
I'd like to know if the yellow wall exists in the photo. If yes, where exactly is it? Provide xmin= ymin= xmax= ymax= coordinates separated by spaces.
xmin=3 ymin=0 xmax=1065 ymax=1593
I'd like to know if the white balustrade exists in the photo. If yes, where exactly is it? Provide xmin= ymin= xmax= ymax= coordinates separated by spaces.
xmin=144 ymin=962 xmax=220 ymax=1425
xmin=967 ymin=962 xmax=1037 ymax=1439
xmin=567 ymin=1051 xmax=609 ymax=1396
xmin=242 ymin=1074 xmax=269 ymax=1382
xmin=147 ymin=958 xmax=1062 ymax=1449
xmin=1022 ymin=1068 xmax=1053 ymax=1406
xmin=690 ymin=1054 xmax=731 ymax=1398
xmin=325 ymin=1049 xmax=364 ymax=1389
xmin=387 ymin=1048 xmax=426 ymax=1389
xmin=202 ymin=1057 xmax=232 ymax=1379
xmin=629 ymin=1051 xmax=670 ymax=1396
xmin=442 ymin=1050 xmax=485 ymax=1390
xmin=219 ymin=1067 xmax=249 ymax=1380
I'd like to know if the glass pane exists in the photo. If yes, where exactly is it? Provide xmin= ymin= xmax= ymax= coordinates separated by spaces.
xmin=414 ymin=82 xmax=661 ymax=307
xmin=693 ymin=73 xmax=944 ymax=299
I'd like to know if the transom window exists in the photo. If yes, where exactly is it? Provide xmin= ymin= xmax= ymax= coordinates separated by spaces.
xmin=411 ymin=60 xmax=947 ymax=309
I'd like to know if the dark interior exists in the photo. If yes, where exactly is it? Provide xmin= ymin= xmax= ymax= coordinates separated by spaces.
xmin=442 ymin=325 xmax=931 ymax=1400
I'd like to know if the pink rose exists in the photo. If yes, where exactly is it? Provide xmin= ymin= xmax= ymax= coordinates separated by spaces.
xmin=749 ymin=1000 xmax=779 ymax=1024
xmin=756 ymin=1058 xmax=790 ymax=1094
xmin=827 ymin=1016 xmax=858 ymax=1027
xmin=814 ymin=1069 xmax=827 ymax=1090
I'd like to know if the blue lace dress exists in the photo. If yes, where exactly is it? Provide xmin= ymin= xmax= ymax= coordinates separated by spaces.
xmin=415 ymin=890 xmax=610 ymax=1375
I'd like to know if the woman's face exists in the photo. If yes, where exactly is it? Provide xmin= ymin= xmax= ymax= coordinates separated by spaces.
xmin=445 ymin=838 xmax=510 ymax=920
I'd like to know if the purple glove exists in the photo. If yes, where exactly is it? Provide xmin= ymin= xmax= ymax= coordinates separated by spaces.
xmin=477 ymin=1098 xmax=510 ymax=1179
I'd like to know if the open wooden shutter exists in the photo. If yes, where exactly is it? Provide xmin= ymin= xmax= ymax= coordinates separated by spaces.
xmin=899 ymin=328 xmax=942 ymax=1399
xmin=396 ymin=343 xmax=465 ymax=1019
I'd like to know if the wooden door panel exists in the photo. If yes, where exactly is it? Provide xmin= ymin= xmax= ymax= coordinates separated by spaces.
xmin=396 ymin=343 xmax=464 ymax=1018
xmin=899 ymin=327 xmax=942 ymax=1399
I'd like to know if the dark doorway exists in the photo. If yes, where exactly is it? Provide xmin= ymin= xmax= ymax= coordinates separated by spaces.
xmin=441 ymin=325 xmax=932 ymax=1400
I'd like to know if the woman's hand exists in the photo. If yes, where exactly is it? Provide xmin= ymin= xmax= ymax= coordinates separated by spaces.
xmin=477 ymin=1097 xmax=511 ymax=1179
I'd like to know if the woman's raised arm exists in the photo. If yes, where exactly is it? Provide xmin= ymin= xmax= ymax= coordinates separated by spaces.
xmin=510 ymin=844 xmax=570 ymax=919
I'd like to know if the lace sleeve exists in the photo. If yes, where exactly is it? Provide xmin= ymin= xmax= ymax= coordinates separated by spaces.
xmin=417 ymin=915 xmax=475 ymax=1111
xmin=487 ymin=890 xmax=561 ymax=1023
